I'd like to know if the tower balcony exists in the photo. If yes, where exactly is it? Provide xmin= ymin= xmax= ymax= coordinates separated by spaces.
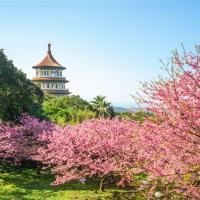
xmin=42 ymin=89 xmax=70 ymax=96
xmin=32 ymin=77 xmax=68 ymax=83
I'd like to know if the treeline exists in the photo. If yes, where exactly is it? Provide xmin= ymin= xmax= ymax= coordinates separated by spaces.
xmin=0 ymin=48 xmax=147 ymax=125
xmin=0 ymin=48 xmax=117 ymax=124
xmin=42 ymin=95 xmax=115 ymax=125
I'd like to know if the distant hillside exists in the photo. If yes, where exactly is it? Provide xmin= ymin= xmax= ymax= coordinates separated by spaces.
xmin=114 ymin=106 xmax=137 ymax=113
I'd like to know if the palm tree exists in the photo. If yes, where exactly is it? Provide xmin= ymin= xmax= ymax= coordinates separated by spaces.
xmin=91 ymin=95 xmax=115 ymax=118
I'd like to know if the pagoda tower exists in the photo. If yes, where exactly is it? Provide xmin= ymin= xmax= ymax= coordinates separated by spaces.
xmin=32 ymin=43 xmax=70 ymax=96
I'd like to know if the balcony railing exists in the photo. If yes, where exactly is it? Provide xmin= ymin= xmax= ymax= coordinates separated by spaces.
xmin=32 ymin=77 xmax=67 ymax=81
xmin=36 ymin=75 xmax=65 ymax=78
xmin=42 ymin=88 xmax=66 ymax=90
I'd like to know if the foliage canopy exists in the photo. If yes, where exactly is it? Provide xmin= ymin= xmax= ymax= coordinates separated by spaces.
xmin=0 ymin=49 xmax=43 ymax=122
xmin=42 ymin=94 xmax=95 ymax=125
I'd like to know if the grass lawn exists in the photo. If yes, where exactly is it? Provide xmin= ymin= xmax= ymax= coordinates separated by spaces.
xmin=0 ymin=166 xmax=145 ymax=200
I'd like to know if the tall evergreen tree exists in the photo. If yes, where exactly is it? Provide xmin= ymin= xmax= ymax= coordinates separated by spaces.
xmin=0 ymin=49 xmax=43 ymax=122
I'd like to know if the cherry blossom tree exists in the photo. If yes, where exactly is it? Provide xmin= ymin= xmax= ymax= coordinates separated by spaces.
xmin=0 ymin=114 xmax=55 ymax=171
xmin=135 ymin=46 xmax=200 ymax=198
xmin=36 ymin=119 xmax=143 ymax=191
xmin=0 ymin=123 xmax=19 ymax=164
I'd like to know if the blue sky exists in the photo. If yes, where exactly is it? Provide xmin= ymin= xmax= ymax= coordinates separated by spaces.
xmin=0 ymin=0 xmax=200 ymax=107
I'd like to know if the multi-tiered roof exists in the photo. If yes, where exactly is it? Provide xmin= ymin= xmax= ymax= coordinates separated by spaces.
xmin=33 ymin=43 xmax=65 ymax=69
xmin=32 ymin=43 xmax=69 ymax=96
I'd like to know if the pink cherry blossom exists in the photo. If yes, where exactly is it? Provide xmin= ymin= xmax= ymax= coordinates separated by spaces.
xmin=136 ymin=48 xmax=200 ymax=198
xmin=36 ymin=118 xmax=143 ymax=190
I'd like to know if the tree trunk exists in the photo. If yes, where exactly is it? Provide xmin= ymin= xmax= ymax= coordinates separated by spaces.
xmin=99 ymin=177 xmax=105 ymax=192
xmin=36 ymin=162 xmax=42 ymax=175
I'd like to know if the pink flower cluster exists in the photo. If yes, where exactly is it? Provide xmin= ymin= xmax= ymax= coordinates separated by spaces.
xmin=0 ymin=114 xmax=55 ymax=164
xmin=138 ymin=50 xmax=200 ymax=198
xmin=36 ymin=119 xmax=143 ymax=186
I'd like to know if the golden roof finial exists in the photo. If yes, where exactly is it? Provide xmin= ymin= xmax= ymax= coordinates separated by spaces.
xmin=48 ymin=42 xmax=51 ymax=52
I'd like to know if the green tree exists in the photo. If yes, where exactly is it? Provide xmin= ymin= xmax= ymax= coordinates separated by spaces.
xmin=91 ymin=95 xmax=115 ymax=118
xmin=0 ymin=49 xmax=43 ymax=122
xmin=42 ymin=94 xmax=95 ymax=125
xmin=116 ymin=110 xmax=152 ymax=123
